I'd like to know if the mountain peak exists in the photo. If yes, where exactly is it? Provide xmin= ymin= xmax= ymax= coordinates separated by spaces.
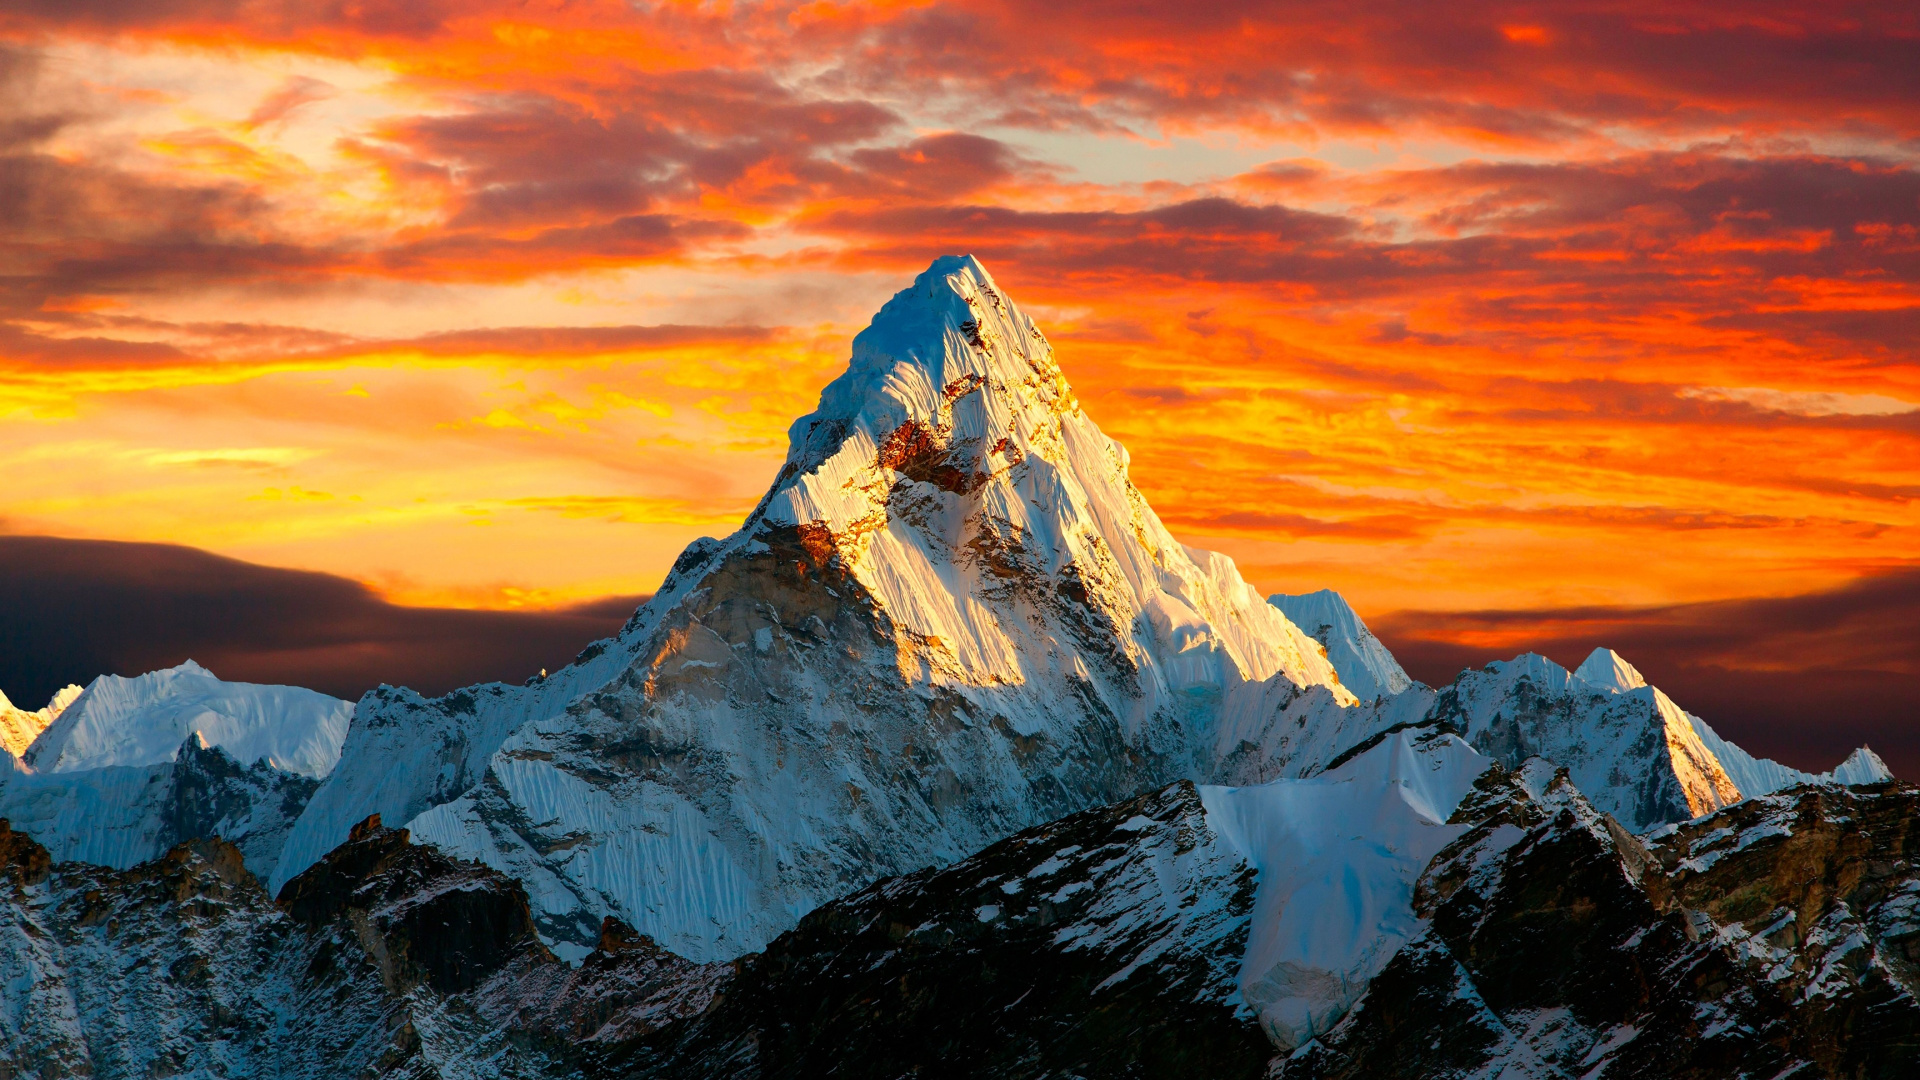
xmin=758 ymin=254 xmax=1070 ymax=539
xmin=314 ymin=256 xmax=1358 ymax=961
xmin=1268 ymin=589 xmax=1414 ymax=701
xmin=1833 ymin=744 xmax=1895 ymax=784
xmin=1573 ymin=647 xmax=1648 ymax=694
xmin=23 ymin=662 xmax=350 ymax=778
xmin=741 ymin=253 xmax=1346 ymax=700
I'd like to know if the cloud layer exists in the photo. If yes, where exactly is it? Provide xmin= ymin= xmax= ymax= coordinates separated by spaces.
xmin=0 ymin=536 xmax=638 ymax=706
xmin=0 ymin=1 xmax=1913 ymax=759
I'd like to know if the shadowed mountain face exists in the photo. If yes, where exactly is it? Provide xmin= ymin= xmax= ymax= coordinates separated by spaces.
xmin=0 ymin=534 xmax=642 ymax=706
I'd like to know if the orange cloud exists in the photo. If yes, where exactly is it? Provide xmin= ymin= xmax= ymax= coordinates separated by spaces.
xmin=0 ymin=1 xmax=1913 ymax=647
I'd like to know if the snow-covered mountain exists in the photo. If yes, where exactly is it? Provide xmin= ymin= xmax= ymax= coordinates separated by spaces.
xmin=1572 ymin=646 xmax=1893 ymax=794
xmin=25 ymin=660 xmax=350 ymax=778
xmin=7 ymin=253 xmax=1912 ymax=1078
xmin=0 ymin=684 xmax=80 ymax=757
xmin=1268 ymin=589 xmax=1414 ymax=701
xmin=273 ymin=256 xmax=1362 ymax=960
xmin=1429 ymin=651 xmax=1741 ymax=830
xmin=1423 ymin=646 xmax=1894 ymax=832
xmin=0 ymin=662 xmax=351 ymax=879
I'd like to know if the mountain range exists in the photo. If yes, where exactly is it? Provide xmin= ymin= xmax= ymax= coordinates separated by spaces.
xmin=0 ymin=256 xmax=1905 ymax=1078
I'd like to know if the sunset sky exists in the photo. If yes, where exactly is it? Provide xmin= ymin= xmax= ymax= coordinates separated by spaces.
xmin=2 ymin=2 xmax=1916 ymax=770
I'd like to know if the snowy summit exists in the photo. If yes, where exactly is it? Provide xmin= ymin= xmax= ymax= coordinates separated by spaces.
xmin=1268 ymin=589 xmax=1413 ymax=701
xmin=25 ymin=660 xmax=351 ymax=778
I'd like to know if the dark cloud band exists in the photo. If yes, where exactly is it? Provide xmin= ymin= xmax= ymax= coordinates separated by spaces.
xmin=0 ymin=535 xmax=640 ymax=709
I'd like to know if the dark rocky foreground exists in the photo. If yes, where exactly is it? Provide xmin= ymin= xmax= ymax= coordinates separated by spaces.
xmin=2 ymin=770 xmax=1917 ymax=1078
xmin=1282 ymin=768 xmax=1920 ymax=1079
xmin=0 ymin=782 xmax=1271 ymax=1079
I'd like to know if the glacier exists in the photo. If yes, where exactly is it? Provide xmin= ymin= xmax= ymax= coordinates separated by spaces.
xmin=1200 ymin=728 xmax=1489 ymax=1048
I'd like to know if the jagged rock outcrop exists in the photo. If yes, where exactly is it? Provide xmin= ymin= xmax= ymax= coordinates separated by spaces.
xmin=1644 ymin=782 xmax=1920 ymax=1077
xmin=1279 ymin=766 xmax=1920 ymax=1078
xmin=0 ymin=815 xmax=575 ymax=1078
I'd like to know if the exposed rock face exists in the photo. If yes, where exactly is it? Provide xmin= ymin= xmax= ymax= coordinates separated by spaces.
xmin=1645 ymin=783 xmax=1920 ymax=1078
xmin=0 ymin=816 xmax=575 ymax=1078
xmin=1279 ymin=767 xmax=1920 ymax=1079
xmin=279 ymin=814 xmax=549 ymax=994
xmin=9 ymin=255 xmax=1913 ymax=1078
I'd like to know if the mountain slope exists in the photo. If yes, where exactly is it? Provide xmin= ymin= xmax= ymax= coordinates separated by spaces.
xmin=0 ymin=684 xmax=80 ymax=757
xmin=0 ymin=663 xmax=349 ymax=880
xmin=1572 ymin=647 xmax=1894 ymax=794
xmin=284 ymin=255 xmax=1361 ymax=961
xmin=1268 ymin=589 xmax=1413 ymax=701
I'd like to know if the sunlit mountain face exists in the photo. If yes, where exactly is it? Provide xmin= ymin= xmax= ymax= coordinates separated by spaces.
xmin=1 ymin=2 xmax=1915 ymax=770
